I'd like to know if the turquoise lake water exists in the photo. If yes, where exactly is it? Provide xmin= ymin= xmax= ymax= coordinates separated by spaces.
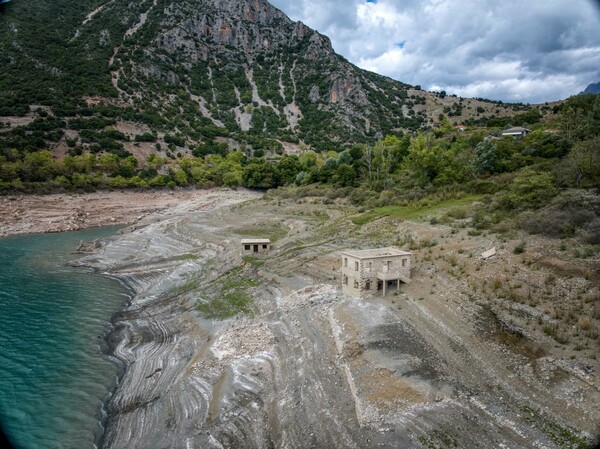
xmin=0 ymin=227 xmax=130 ymax=449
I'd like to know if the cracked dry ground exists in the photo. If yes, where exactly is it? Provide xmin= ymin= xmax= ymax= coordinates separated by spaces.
xmin=77 ymin=191 xmax=600 ymax=449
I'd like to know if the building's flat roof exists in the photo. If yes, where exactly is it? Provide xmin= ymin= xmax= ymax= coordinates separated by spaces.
xmin=241 ymin=238 xmax=271 ymax=244
xmin=502 ymin=127 xmax=530 ymax=134
xmin=341 ymin=247 xmax=411 ymax=259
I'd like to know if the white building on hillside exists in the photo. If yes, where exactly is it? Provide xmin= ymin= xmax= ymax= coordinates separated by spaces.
xmin=502 ymin=127 xmax=530 ymax=139
xmin=241 ymin=238 xmax=271 ymax=255
xmin=341 ymin=247 xmax=411 ymax=298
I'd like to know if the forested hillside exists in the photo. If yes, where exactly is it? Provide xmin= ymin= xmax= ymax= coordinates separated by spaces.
xmin=0 ymin=0 xmax=598 ymax=246
xmin=1 ymin=0 xmax=528 ymax=154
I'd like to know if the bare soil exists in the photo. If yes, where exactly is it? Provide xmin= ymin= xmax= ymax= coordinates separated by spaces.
xmin=0 ymin=188 xmax=254 ymax=237
xmin=4 ymin=189 xmax=599 ymax=448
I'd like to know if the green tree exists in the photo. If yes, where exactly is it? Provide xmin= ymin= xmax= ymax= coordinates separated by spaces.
xmin=439 ymin=115 xmax=454 ymax=134
xmin=21 ymin=151 xmax=58 ymax=182
xmin=98 ymin=153 xmax=120 ymax=173
xmin=222 ymin=170 xmax=242 ymax=187
xmin=334 ymin=163 xmax=357 ymax=187
xmin=434 ymin=144 xmax=476 ymax=186
xmin=475 ymin=140 xmax=501 ymax=175
xmin=276 ymin=155 xmax=301 ymax=185
xmin=402 ymin=133 xmax=439 ymax=187
xmin=242 ymin=160 xmax=281 ymax=189
xmin=173 ymin=168 xmax=189 ymax=186
xmin=508 ymin=169 xmax=557 ymax=209
xmin=560 ymin=136 xmax=600 ymax=187
xmin=109 ymin=176 xmax=129 ymax=188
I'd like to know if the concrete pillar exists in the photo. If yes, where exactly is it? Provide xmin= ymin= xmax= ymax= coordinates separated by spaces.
xmin=383 ymin=281 xmax=386 ymax=296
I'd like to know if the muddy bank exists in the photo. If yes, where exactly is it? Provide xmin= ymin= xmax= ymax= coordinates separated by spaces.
xmin=0 ymin=188 xmax=245 ymax=237
xmin=74 ymin=191 xmax=599 ymax=449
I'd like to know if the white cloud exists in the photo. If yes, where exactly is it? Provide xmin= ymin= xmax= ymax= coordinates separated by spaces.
xmin=268 ymin=0 xmax=600 ymax=103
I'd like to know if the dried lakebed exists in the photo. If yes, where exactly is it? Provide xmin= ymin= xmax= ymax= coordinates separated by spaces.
xmin=74 ymin=191 xmax=600 ymax=449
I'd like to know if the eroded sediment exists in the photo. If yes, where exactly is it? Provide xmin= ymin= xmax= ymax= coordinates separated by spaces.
xmin=74 ymin=190 xmax=599 ymax=449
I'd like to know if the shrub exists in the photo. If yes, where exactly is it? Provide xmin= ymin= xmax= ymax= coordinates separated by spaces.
xmin=446 ymin=205 xmax=469 ymax=219
xmin=578 ymin=316 xmax=592 ymax=331
xmin=134 ymin=132 xmax=157 ymax=142
xmin=513 ymin=242 xmax=526 ymax=254
xmin=508 ymin=168 xmax=557 ymax=210
xmin=519 ymin=190 xmax=600 ymax=240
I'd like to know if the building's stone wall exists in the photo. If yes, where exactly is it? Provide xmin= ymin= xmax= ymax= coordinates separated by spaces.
xmin=341 ymin=252 xmax=411 ymax=298
xmin=242 ymin=241 xmax=271 ymax=255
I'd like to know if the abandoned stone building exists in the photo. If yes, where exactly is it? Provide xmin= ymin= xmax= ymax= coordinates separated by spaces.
xmin=241 ymin=238 xmax=271 ymax=255
xmin=341 ymin=247 xmax=411 ymax=297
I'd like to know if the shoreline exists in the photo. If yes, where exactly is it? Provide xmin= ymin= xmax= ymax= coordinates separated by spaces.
xmin=68 ymin=188 xmax=264 ymax=449
xmin=40 ymin=188 xmax=600 ymax=448
xmin=66 ymin=257 xmax=138 ymax=449
xmin=96 ymin=273 xmax=136 ymax=449
xmin=0 ymin=188 xmax=233 ymax=238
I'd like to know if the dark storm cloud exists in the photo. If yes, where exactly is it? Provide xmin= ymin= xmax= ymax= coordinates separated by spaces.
xmin=269 ymin=0 xmax=600 ymax=103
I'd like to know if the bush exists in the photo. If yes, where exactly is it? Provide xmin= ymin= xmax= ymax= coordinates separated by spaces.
xmin=559 ymin=136 xmax=600 ymax=188
xmin=134 ymin=132 xmax=157 ymax=142
xmin=519 ymin=190 xmax=600 ymax=240
xmin=164 ymin=134 xmax=185 ymax=147
xmin=446 ymin=206 xmax=469 ymax=219
xmin=513 ymin=242 xmax=526 ymax=254
xmin=508 ymin=169 xmax=557 ymax=210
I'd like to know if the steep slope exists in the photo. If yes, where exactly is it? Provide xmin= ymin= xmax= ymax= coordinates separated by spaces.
xmin=582 ymin=82 xmax=600 ymax=95
xmin=0 ymin=0 xmax=523 ymax=153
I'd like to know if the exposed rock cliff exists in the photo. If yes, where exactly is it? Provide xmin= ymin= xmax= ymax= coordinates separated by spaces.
xmin=1 ymin=0 xmax=528 ymax=155
xmin=0 ymin=0 xmax=424 ymax=151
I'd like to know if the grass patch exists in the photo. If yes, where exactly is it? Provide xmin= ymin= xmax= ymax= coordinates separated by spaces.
xmin=351 ymin=195 xmax=482 ymax=225
xmin=196 ymin=270 xmax=260 ymax=319
xmin=219 ymin=274 xmax=260 ymax=290
xmin=236 ymin=223 xmax=288 ymax=242
xmin=171 ymin=253 xmax=199 ymax=261
xmin=243 ymin=255 xmax=265 ymax=267
xmin=519 ymin=404 xmax=592 ymax=448
xmin=197 ymin=291 xmax=253 ymax=319
xmin=171 ymin=279 xmax=200 ymax=295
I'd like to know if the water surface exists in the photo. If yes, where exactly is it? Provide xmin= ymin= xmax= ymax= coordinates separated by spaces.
xmin=0 ymin=227 xmax=129 ymax=449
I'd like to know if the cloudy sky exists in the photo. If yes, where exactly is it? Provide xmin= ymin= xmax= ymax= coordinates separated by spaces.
xmin=269 ymin=0 xmax=600 ymax=104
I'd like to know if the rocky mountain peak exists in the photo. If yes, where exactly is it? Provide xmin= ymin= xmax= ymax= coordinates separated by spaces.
xmin=581 ymin=82 xmax=600 ymax=95
xmin=207 ymin=0 xmax=288 ymax=24
xmin=1 ymin=0 xmax=514 ymax=155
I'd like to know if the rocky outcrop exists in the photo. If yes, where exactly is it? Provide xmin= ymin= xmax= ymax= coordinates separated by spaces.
xmin=581 ymin=82 xmax=600 ymax=95
xmin=80 ymin=0 xmax=415 ymax=143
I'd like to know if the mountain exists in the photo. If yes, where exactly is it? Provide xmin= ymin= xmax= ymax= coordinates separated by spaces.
xmin=581 ymin=82 xmax=600 ymax=95
xmin=0 ymin=0 xmax=525 ymax=155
